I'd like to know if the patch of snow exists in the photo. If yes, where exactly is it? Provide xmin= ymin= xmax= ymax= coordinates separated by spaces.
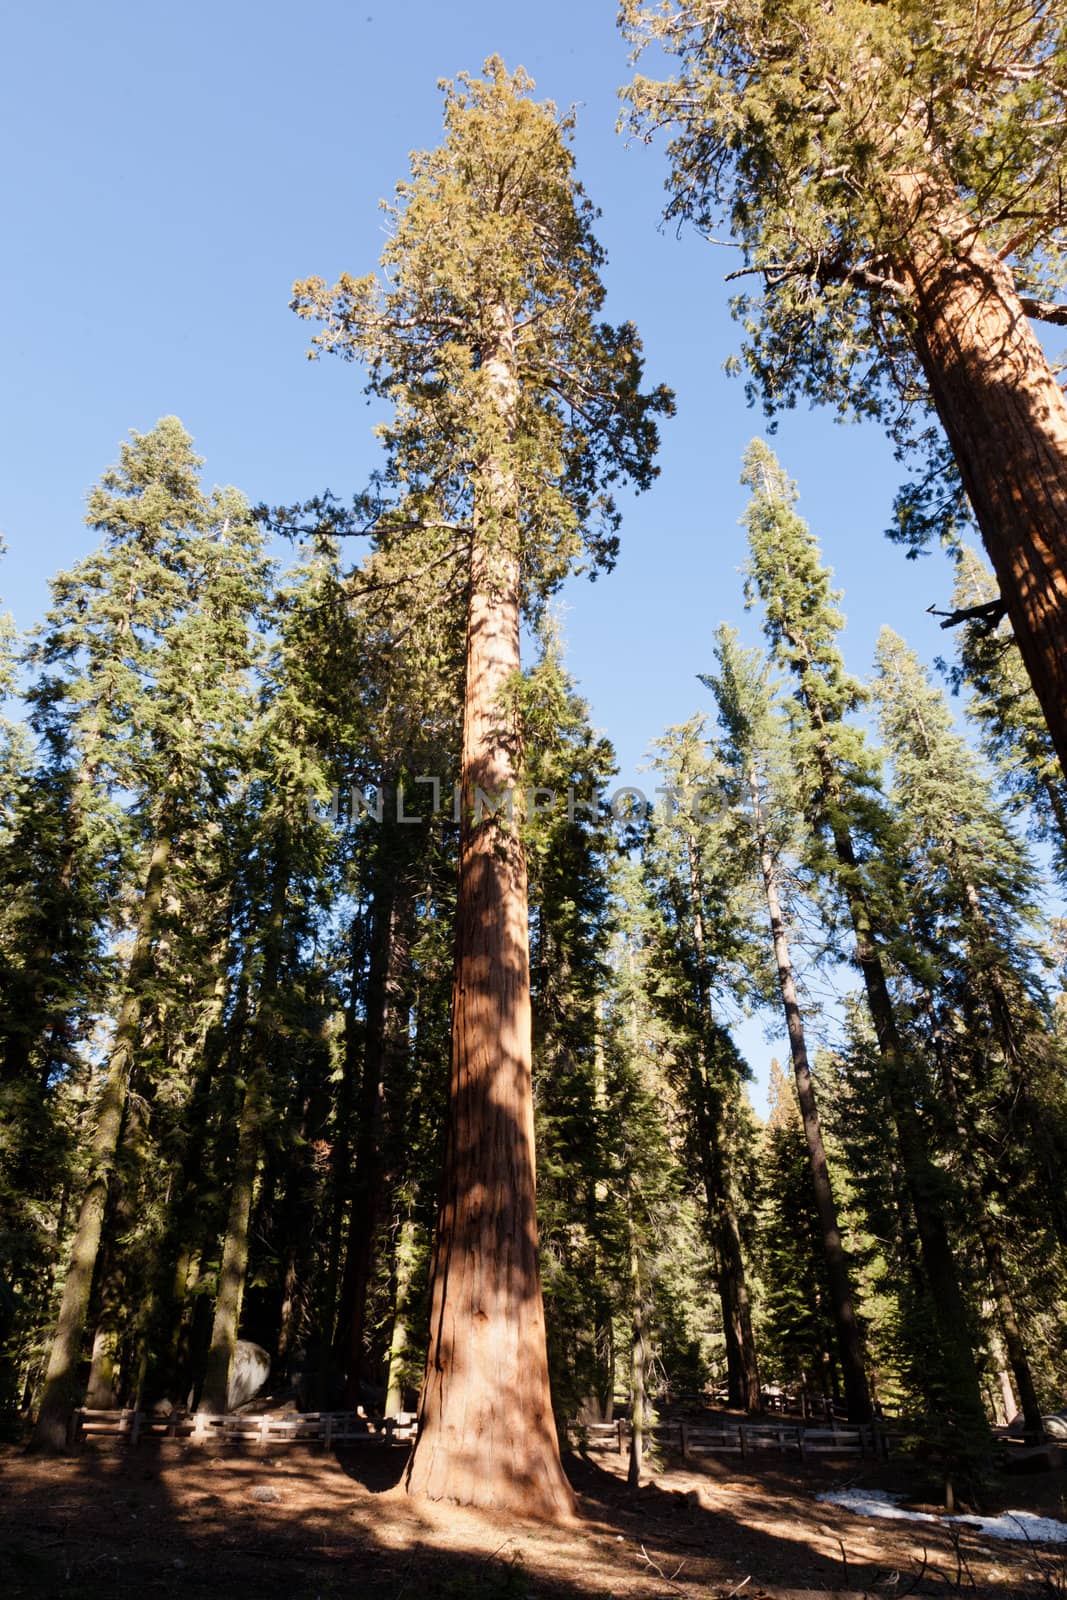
xmin=816 ymin=1488 xmax=1067 ymax=1545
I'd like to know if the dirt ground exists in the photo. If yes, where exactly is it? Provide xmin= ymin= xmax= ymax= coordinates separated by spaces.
xmin=1 ymin=1441 xmax=1064 ymax=1600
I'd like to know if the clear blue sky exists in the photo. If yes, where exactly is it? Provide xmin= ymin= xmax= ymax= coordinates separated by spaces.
xmin=1 ymin=0 xmax=977 ymax=1099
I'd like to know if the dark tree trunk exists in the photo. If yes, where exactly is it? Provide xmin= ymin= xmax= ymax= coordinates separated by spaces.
xmin=199 ymin=849 xmax=289 ymax=1415
xmin=750 ymin=767 xmax=872 ymax=1422
xmin=335 ymin=872 xmax=412 ymax=1407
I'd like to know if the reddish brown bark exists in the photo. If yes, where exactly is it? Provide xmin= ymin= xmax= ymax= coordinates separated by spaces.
xmin=891 ymin=173 xmax=1067 ymax=778
xmin=405 ymin=311 xmax=575 ymax=1519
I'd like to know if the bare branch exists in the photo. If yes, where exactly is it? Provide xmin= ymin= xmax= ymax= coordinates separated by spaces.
xmin=1019 ymin=295 xmax=1067 ymax=325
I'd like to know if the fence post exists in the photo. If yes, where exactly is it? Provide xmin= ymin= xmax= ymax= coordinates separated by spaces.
xmin=323 ymin=1414 xmax=333 ymax=1452
xmin=680 ymin=1422 xmax=689 ymax=1461
xmin=617 ymin=1418 xmax=624 ymax=1456
xmin=797 ymin=1427 xmax=806 ymax=1462
xmin=130 ymin=1410 xmax=142 ymax=1448
xmin=739 ymin=1425 xmax=748 ymax=1459
xmin=258 ymin=1415 xmax=271 ymax=1452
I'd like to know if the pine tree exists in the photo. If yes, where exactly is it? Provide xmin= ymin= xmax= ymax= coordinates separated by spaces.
xmin=31 ymin=419 xmax=267 ymax=1447
xmin=641 ymin=719 xmax=764 ymax=1410
xmin=702 ymin=626 xmax=871 ymax=1421
xmin=624 ymin=0 xmax=1067 ymax=775
xmin=604 ymin=866 xmax=715 ymax=1483
xmin=872 ymin=626 xmax=1067 ymax=1434
xmin=739 ymin=440 xmax=987 ymax=1450
xmin=758 ymin=1067 xmax=840 ymax=1407
xmin=946 ymin=548 xmax=1067 ymax=884
xmin=293 ymin=59 xmax=671 ymax=1515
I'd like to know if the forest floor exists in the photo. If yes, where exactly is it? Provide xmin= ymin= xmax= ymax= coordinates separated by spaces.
xmin=1 ymin=1439 xmax=1065 ymax=1600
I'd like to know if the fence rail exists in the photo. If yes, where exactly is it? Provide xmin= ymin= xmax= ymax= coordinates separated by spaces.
xmin=566 ymin=1417 xmax=890 ymax=1461
xmin=70 ymin=1407 xmax=417 ymax=1450
xmin=71 ymin=1407 xmax=889 ymax=1461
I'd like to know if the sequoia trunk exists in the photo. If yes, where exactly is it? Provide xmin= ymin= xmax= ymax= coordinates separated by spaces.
xmin=892 ymin=173 xmax=1067 ymax=777
xmin=405 ymin=307 xmax=575 ymax=1518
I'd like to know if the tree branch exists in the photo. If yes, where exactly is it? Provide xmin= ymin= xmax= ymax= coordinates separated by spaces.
xmin=1019 ymin=295 xmax=1067 ymax=325
xmin=927 ymin=598 xmax=1007 ymax=632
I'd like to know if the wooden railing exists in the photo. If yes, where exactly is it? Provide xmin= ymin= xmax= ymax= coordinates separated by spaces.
xmin=71 ymin=1407 xmax=890 ymax=1461
xmin=70 ymin=1407 xmax=417 ymax=1449
xmin=566 ymin=1417 xmax=891 ymax=1460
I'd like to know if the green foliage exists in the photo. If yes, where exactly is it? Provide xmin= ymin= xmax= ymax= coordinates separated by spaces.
xmin=757 ymin=1092 xmax=838 ymax=1395
xmin=293 ymin=58 xmax=673 ymax=605
xmin=944 ymin=547 xmax=1067 ymax=884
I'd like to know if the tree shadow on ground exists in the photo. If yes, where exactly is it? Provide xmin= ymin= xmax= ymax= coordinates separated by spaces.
xmin=0 ymin=1442 xmax=1052 ymax=1600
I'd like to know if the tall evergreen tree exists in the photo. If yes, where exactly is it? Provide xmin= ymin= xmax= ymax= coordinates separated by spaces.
xmin=740 ymin=440 xmax=987 ymax=1450
xmin=758 ymin=1063 xmax=842 ymax=1407
xmin=703 ymin=626 xmax=871 ymax=1421
xmin=946 ymin=548 xmax=1067 ymax=885
xmin=292 ymin=59 xmax=671 ymax=1515
xmin=872 ymin=626 xmax=1067 ymax=1434
xmin=642 ymin=719 xmax=763 ymax=1410
xmin=31 ymin=419 xmax=267 ymax=1447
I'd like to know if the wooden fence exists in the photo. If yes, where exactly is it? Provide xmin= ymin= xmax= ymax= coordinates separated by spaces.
xmin=70 ymin=1407 xmax=417 ymax=1450
xmin=72 ymin=1407 xmax=888 ymax=1460
xmin=566 ymin=1417 xmax=890 ymax=1461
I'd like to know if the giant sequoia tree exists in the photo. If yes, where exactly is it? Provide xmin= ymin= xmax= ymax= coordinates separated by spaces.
xmin=624 ymin=0 xmax=1067 ymax=776
xmin=293 ymin=60 xmax=671 ymax=1516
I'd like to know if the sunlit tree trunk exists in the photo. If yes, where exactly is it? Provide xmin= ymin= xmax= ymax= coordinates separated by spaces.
xmin=406 ymin=305 xmax=575 ymax=1518
xmin=384 ymin=1212 xmax=420 ymax=1417
xmin=33 ymin=830 xmax=171 ymax=1449
xmin=892 ymin=172 xmax=1067 ymax=778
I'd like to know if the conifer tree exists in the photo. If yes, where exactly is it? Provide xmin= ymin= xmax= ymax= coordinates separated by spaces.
xmin=523 ymin=628 xmax=620 ymax=1425
xmin=872 ymin=627 xmax=1067 ymax=1433
xmin=31 ymin=419 xmax=267 ymax=1447
xmin=740 ymin=440 xmax=987 ymax=1449
xmin=293 ymin=60 xmax=670 ymax=1514
xmin=703 ymin=626 xmax=871 ymax=1421
xmin=642 ymin=720 xmax=763 ymax=1410
xmin=604 ymin=866 xmax=715 ymax=1479
xmin=758 ymin=1063 xmax=841 ymax=1407
xmin=624 ymin=0 xmax=1067 ymax=775
xmin=946 ymin=548 xmax=1067 ymax=884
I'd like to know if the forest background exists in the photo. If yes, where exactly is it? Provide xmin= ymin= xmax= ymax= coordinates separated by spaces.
xmin=2 ymin=0 xmax=1067 ymax=1517
xmin=1 ymin=0 xmax=1034 ymax=1115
